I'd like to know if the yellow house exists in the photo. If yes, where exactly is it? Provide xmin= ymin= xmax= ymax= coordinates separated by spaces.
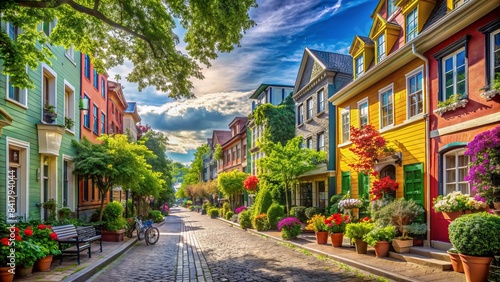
xmin=328 ymin=0 xmax=437 ymax=216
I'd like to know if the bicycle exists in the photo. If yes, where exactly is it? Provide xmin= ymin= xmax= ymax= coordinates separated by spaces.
xmin=125 ymin=216 xmax=160 ymax=245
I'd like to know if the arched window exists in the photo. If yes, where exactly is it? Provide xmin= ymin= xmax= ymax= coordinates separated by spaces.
xmin=380 ymin=164 xmax=396 ymax=180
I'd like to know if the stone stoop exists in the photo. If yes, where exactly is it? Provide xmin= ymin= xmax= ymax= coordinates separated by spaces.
xmin=389 ymin=246 xmax=453 ymax=271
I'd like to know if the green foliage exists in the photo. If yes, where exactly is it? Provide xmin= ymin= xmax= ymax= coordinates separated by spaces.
xmin=1 ymin=0 xmax=256 ymax=99
xmin=305 ymin=207 xmax=322 ymax=219
xmin=258 ymin=136 xmax=326 ymax=216
xmin=43 ymin=199 xmax=57 ymax=222
xmin=280 ymin=224 xmax=302 ymax=240
xmin=253 ymin=188 xmax=273 ymax=219
xmin=220 ymin=202 xmax=231 ymax=218
xmin=189 ymin=205 xmax=195 ymax=211
xmin=57 ymin=207 xmax=73 ymax=221
xmin=437 ymin=94 xmax=464 ymax=108
xmin=405 ymin=223 xmax=427 ymax=237
xmin=225 ymin=211 xmax=234 ymax=221
xmin=267 ymin=203 xmax=286 ymax=230
xmin=345 ymin=222 xmax=375 ymax=243
xmin=207 ymin=208 xmax=219 ymax=218
xmin=218 ymin=170 xmax=247 ymax=209
xmin=104 ymin=218 xmax=128 ymax=232
xmin=16 ymin=240 xmax=42 ymax=267
xmin=214 ymin=143 xmax=224 ymax=161
xmin=238 ymin=210 xmax=252 ymax=229
xmin=327 ymin=194 xmax=344 ymax=215
xmin=252 ymin=94 xmax=295 ymax=146
xmin=202 ymin=202 xmax=212 ymax=211
xmin=103 ymin=201 xmax=124 ymax=221
xmin=148 ymin=210 xmax=164 ymax=223
xmin=363 ymin=226 xmax=396 ymax=246
xmin=449 ymin=212 xmax=500 ymax=256
xmin=290 ymin=206 xmax=308 ymax=223
xmin=252 ymin=213 xmax=270 ymax=231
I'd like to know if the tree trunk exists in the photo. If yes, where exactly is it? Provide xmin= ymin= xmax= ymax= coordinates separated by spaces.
xmin=98 ymin=191 xmax=106 ymax=222
xmin=285 ymin=182 xmax=290 ymax=217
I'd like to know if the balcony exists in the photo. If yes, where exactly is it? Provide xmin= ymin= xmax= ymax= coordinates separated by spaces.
xmin=37 ymin=124 xmax=65 ymax=156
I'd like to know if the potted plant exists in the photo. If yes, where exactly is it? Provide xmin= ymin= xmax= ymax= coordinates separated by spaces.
xmin=405 ymin=222 xmax=427 ymax=246
xmin=433 ymin=191 xmax=470 ymax=221
xmin=207 ymin=207 xmax=219 ymax=219
xmin=64 ymin=117 xmax=74 ymax=130
xmin=344 ymin=219 xmax=374 ymax=254
xmin=306 ymin=214 xmax=328 ymax=244
xmin=42 ymin=199 xmax=57 ymax=222
xmin=30 ymin=224 xmax=61 ymax=272
xmin=479 ymin=72 xmax=500 ymax=100
xmin=363 ymin=225 xmax=396 ymax=258
xmin=0 ymin=236 xmax=15 ymax=282
xmin=101 ymin=201 xmax=128 ymax=242
xmin=447 ymin=248 xmax=464 ymax=273
xmin=14 ymin=240 xmax=41 ymax=278
xmin=324 ymin=213 xmax=350 ymax=247
xmin=338 ymin=196 xmax=363 ymax=221
xmin=43 ymin=104 xmax=57 ymax=123
xmin=434 ymin=93 xmax=468 ymax=116
xmin=277 ymin=217 xmax=302 ymax=240
xmin=252 ymin=213 xmax=269 ymax=231
xmin=449 ymin=212 xmax=500 ymax=282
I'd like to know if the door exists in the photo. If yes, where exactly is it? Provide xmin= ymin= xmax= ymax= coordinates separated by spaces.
xmin=358 ymin=173 xmax=370 ymax=218
xmin=404 ymin=163 xmax=424 ymax=221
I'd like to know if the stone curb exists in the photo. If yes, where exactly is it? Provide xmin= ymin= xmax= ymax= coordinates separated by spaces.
xmin=62 ymin=219 xmax=167 ymax=282
xmin=216 ymin=217 xmax=419 ymax=282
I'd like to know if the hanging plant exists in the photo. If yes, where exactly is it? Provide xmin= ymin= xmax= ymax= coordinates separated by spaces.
xmin=348 ymin=124 xmax=392 ymax=176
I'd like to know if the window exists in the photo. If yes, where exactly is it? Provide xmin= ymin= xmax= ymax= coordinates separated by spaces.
xmin=341 ymin=172 xmax=351 ymax=195
xmin=42 ymin=64 xmax=57 ymax=123
xmin=299 ymin=183 xmax=312 ymax=207
xmin=297 ymin=104 xmax=304 ymax=125
xmin=376 ymin=34 xmax=386 ymax=63
xmin=317 ymin=132 xmax=325 ymax=151
xmin=387 ymin=0 xmax=396 ymax=15
xmin=379 ymin=85 xmax=394 ymax=128
xmin=43 ymin=19 xmax=56 ymax=37
xmin=341 ymin=107 xmax=350 ymax=143
xmin=7 ymin=139 xmax=29 ymax=222
xmin=355 ymin=55 xmax=364 ymax=78
xmin=65 ymin=46 xmax=74 ymax=61
xmin=406 ymin=69 xmax=423 ymax=118
xmin=6 ymin=75 xmax=27 ymax=106
xmin=306 ymin=98 xmax=313 ymax=120
xmin=101 ymin=113 xmax=106 ymax=134
xmin=317 ymin=89 xmax=325 ymax=113
xmin=317 ymin=181 xmax=326 ymax=209
xmin=306 ymin=138 xmax=312 ymax=149
xmin=93 ymin=70 xmax=99 ymax=89
xmin=406 ymin=8 xmax=418 ymax=42
xmin=358 ymin=99 xmax=368 ymax=127
xmin=64 ymin=82 xmax=75 ymax=131
xmin=83 ymin=95 xmax=90 ymax=128
xmin=490 ymin=30 xmax=500 ymax=85
xmin=84 ymin=55 xmax=90 ymax=79
xmin=110 ymin=122 xmax=114 ymax=133
xmin=443 ymin=48 xmax=466 ymax=99
xmin=93 ymin=105 xmax=99 ymax=134
xmin=443 ymin=149 xmax=469 ymax=195
xmin=101 ymin=78 xmax=106 ymax=98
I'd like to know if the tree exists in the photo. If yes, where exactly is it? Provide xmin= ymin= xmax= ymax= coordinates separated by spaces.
xmin=257 ymin=136 xmax=326 ymax=216
xmin=72 ymin=134 xmax=154 ymax=221
xmin=217 ymin=170 xmax=247 ymax=210
xmin=1 ymin=0 xmax=257 ymax=98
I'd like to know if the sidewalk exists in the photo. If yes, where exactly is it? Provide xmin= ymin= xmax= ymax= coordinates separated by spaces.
xmin=217 ymin=218 xmax=466 ymax=282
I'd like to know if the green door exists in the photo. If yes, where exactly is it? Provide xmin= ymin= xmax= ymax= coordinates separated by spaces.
xmin=404 ymin=163 xmax=424 ymax=206
xmin=341 ymin=172 xmax=351 ymax=195
xmin=358 ymin=173 xmax=370 ymax=218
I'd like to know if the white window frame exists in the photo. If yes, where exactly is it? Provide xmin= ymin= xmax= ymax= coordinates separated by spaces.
xmin=65 ymin=46 xmax=75 ymax=63
xmin=357 ymin=98 xmax=369 ymax=128
xmin=42 ymin=18 xmax=57 ymax=38
xmin=489 ymin=29 xmax=500 ymax=83
xmin=62 ymin=155 xmax=76 ymax=210
xmin=5 ymin=137 xmax=30 ymax=223
xmin=297 ymin=104 xmax=304 ymax=125
xmin=406 ymin=7 xmax=418 ymax=42
xmin=64 ymin=80 xmax=76 ymax=133
xmin=379 ymin=83 xmax=394 ymax=129
xmin=341 ymin=107 xmax=350 ymax=143
xmin=306 ymin=98 xmax=313 ymax=120
xmin=93 ymin=104 xmax=99 ymax=134
xmin=376 ymin=34 xmax=386 ymax=63
xmin=355 ymin=55 xmax=364 ymax=78
xmin=41 ymin=63 xmax=57 ymax=124
xmin=101 ymin=112 xmax=106 ymax=134
xmin=442 ymin=48 xmax=467 ymax=100
xmin=6 ymin=74 xmax=28 ymax=108
xmin=317 ymin=132 xmax=325 ymax=151
xmin=443 ymin=148 xmax=470 ymax=195
xmin=306 ymin=138 xmax=312 ymax=149
xmin=405 ymin=66 xmax=424 ymax=120
xmin=317 ymin=89 xmax=325 ymax=113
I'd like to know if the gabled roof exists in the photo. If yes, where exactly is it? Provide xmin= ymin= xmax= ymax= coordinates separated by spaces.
xmin=249 ymin=83 xmax=294 ymax=99
xmin=349 ymin=36 xmax=374 ymax=57
xmin=308 ymin=49 xmax=353 ymax=74
xmin=422 ymin=0 xmax=447 ymax=31
xmin=228 ymin=116 xmax=248 ymax=128
xmin=107 ymin=80 xmax=128 ymax=109
xmin=212 ymin=130 xmax=232 ymax=146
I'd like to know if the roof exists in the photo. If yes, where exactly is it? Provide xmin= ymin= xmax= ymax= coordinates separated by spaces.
xmin=228 ymin=116 xmax=248 ymax=127
xmin=357 ymin=36 xmax=374 ymax=45
xmin=213 ymin=130 xmax=232 ymax=145
xmin=422 ymin=0 xmax=447 ymax=31
xmin=308 ymin=49 xmax=353 ymax=74
xmin=107 ymin=80 xmax=128 ymax=109
xmin=249 ymin=83 xmax=294 ymax=99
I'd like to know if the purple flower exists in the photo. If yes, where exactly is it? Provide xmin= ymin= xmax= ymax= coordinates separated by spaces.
xmin=277 ymin=217 xmax=302 ymax=231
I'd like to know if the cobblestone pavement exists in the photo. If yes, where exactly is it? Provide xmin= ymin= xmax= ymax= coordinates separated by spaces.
xmin=91 ymin=208 xmax=383 ymax=282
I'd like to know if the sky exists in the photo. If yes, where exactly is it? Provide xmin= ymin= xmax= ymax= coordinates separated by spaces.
xmin=108 ymin=0 xmax=377 ymax=165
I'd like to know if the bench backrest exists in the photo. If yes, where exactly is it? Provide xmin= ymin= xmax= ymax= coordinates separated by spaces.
xmin=52 ymin=225 xmax=78 ymax=240
xmin=77 ymin=226 xmax=97 ymax=238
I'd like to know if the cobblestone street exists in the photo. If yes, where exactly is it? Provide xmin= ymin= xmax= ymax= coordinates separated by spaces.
xmin=90 ymin=208 xmax=382 ymax=282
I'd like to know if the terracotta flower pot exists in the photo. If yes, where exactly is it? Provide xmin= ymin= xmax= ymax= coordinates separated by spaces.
xmin=0 ymin=267 xmax=14 ymax=282
xmin=442 ymin=211 xmax=462 ymax=222
xmin=330 ymin=233 xmax=344 ymax=247
xmin=355 ymin=239 xmax=368 ymax=254
xmin=447 ymin=252 xmax=464 ymax=273
xmin=459 ymin=254 xmax=493 ymax=282
xmin=392 ymin=239 xmax=413 ymax=253
xmin=35 ymin=255 xmax=53 ymax=272
xmin=315 ymin=231 xmax=328 ymax=244
xmin=493 ymin=201 xmax=500 ymax=210
xmin=374 ymin=241 xmax=390 ymax=258
xmin=14 ymin=265 xmax=33 ymax=278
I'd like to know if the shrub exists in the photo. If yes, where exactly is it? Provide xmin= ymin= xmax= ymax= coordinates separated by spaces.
xmin=327 ymin=194 xmax=344 ymax=215
xmin=345 ymin=221 xmax=374 ymax=243
xmin=305 ymin=207 xmax=322 ymax=220
xmin=148 ymin=210 xmax=164 ymax=223
xmin=372 ymin=198 xmax=424 ymax=239
xmin=207 ymin=208 xmax=219 ymax=218
xmin=278 ymin=217 xmax=302 ymax=239
xmin=104 ymin=217 xmax=128 ymax=231
xmin=57 ymin=207 xmax=73 ymax=220
xmin=103 ymin=201 xmax=124 ymax=221
xmin=406 ymin=222 xmax=427 ymax=237
xmin=267 ymin=203 xmax=286 ymax=230
xmin=238 ymin=210 xmax=252 ymax=229
xmin=225 ymin=211 xmax=234 ymax=220
xmin=363 ymin=226 xmax=396 ymax=246
xmin=290 ymin=206 xmax=308 ymax=223
xmin=449 ymin=212 xmax=500 ymax=257
xmin=230 ymin=214 xmax=239 ymax=223
xmin=221 ymin=202 xmax=231 ymax=218
xmin=253 ymin=188 xmax=273 ymax=219
xmin=202 ymin=202 xmax=212 ymax=211
xmin=189 ymin=206 xmax=195 ymax=211
xmin=253 ymin=213 xmax=269 ymax=231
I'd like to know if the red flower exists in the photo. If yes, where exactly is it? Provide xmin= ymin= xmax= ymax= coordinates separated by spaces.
xmin=15 ymin=235 xmax=22 ymax=241
xmin=360 ymin=216 xmax=371 ymax=223
xmin=38 ymin=224 xmax=46 ymax=230
xmin=46 ymin=225 xmax=52 ymax=229
xmin=26 ymin=226 xmax=32 ymax=230
xmin=0 ymin=238 xmax=9 ymax=246
xmin=370 ymin=176 xmax=399 ymax=200
xmin=49 ymin=232 xmax=58 ymax=240
xmin=23 ymin=229 xmax=33 ymax=237
xmin=244 ymin=175 xmax=259 ymax=191
xmin=14 ymin=227 xmax=20 ymax=234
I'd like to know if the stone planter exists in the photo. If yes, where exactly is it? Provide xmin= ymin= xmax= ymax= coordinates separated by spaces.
xmin=433 ymin=99 xmax=468 ymax=116
xmin=480 ymin=89 xmax=499 ymax=101
xmin=392 ymin=239 xmax=413 ymax=253
xmin=101 ymin=229 xmax=125 ymax=242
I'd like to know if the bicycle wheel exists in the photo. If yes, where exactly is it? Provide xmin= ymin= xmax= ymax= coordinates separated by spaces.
xmin=136 ymin=223 xmax=145 ymax=241
xmin=145 ymin=227 xmax=160 ymax=245
xmin=125 ymin=226 xmax=135 ymax=238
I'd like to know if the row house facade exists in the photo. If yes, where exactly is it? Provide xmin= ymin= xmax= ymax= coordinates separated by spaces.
xmin=202 ymin=138 xmax=216 ymax=182
xmin=329 ymin=0 xmax=499 ymax=245
xmin=0 ymin=19 xmax=80 ymax=221
xmin=221 ymin=117 xmax=248 ymax=174
xmin=292 ymin=49 xmax=352 ymax=209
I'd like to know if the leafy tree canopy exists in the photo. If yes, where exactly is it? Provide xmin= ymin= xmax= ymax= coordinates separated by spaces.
xmin=217 ymin=170 xmax=247 ymax=209
xmin=252 ymin=94 xmax=295 ymax=145
xmin=1 ymin=0 xmax=257 ymax=98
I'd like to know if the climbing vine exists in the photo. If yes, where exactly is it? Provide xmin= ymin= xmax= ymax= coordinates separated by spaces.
xmin=252 ymin=94 xmax=295 ymax=146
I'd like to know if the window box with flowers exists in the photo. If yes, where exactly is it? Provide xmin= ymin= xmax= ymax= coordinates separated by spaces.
xmin=433 ymin=191 xmax=489 ymax=221
xmin=433 ymin=94 xmax=468 ymax=116
xmin=479 ymin=73 xmax=500 ymax=101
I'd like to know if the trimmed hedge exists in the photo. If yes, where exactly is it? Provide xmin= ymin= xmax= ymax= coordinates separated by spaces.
xmin=267 ymin=203 xmax=285 ymax=230
xmin=253 ymin=188 xmax=273 ymax=219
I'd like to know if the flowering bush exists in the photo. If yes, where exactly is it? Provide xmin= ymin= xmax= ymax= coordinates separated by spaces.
xmin=306 ymin=214 xmax=327 ymax=232
xmin=433 ymin=191 xmax=478 ymax=212
xmin=252 ymin=213 xmax=269 ymax=231
xmin=324 ymin=213 xmax=350 ymax=233
xmin=243 ymin=175 xmax=259 ymax=192
xmin=370 ymin=176 xmax=399 ymax=200
xmin=348 ymin=124 xmax=394 ymax=176
xmin=31 ymin=224 xmax=61 ymax=257
xmin=338 ymin=198 xmax=363 ymax=211
xmin=277 ymin=217 xmax=302 ymax=239
xmin=234 ymin=206 xmax=246 ymax=214
xmin=464 ymin=125 xmax=500 ymax=205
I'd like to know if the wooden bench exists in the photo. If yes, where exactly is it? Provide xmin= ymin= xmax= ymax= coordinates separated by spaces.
xmin=77 ymin=226 xmax=102 ymax=253
xmin=51 ymin=225 xmax=90 ymax=265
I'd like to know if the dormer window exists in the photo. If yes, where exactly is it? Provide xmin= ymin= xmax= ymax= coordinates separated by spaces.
xmin=376 ymin=34 xmax=386 ymax=63
xmin=387 ymin=0 xmax=397 ymax=16
xmin=406 ymin=8 xmax=418 ymax=42
xmin=369 ymin=14 xmax=401 ymax=65
xmin=355 ymin=55 xmax=364 ymax=77
xmin=349 ymin=36 xmax=374 ymax=79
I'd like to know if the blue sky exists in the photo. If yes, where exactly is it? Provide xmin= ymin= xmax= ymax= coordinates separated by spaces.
xmin=109 ymin=0 xmax=377 ymax=165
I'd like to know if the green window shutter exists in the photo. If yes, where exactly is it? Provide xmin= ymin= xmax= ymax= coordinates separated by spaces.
xmin=358 ymin=173 xmax=370 ymax=199
xmin=341 ymin=172 xmax=351 ymax=195
xmin=404 ymin=163 xmax=424 ymax=222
